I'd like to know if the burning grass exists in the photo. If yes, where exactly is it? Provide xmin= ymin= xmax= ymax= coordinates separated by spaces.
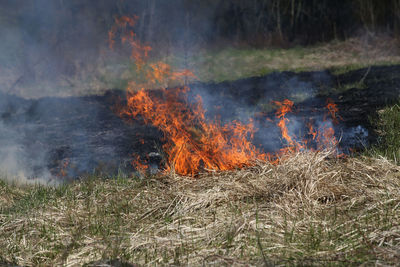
xmin=1 ymin=150 xmax=399 ymax=266
xmin=1 ymin=14 xmax=400 ymax=266
xmin=110 ymin=15 xmax=344 ymax=177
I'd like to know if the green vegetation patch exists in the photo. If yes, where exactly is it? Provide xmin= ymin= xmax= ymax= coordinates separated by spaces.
xmin=368 ymin=101 xmax=400 ymax=164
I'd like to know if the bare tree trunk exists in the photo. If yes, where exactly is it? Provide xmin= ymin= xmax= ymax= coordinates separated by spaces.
xmin=358 ymin=0 xmax=375 ymax=34
xmin=276 ymin=0 xmax=283 ymax=42
xmin=368 ymin=0 xmax=375 ymax=32
xmin=296 ymin=0 xmax=302 ymax=22
xmin=394 ymin=0 xmax=400 ymax=37
xmin=290 ymin=0 xmax=295 ymax=29
xmin=234 ymin=1 xmax=242 ymax=45
xmin=255 ymin=0 xmax=266 ymax=37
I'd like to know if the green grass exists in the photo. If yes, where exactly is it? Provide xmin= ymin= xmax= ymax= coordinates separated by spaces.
xmin=367 ymin=101 xmax=400 ymax=164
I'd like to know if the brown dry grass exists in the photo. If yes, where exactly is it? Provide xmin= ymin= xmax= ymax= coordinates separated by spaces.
xmin=1 ymin=150 xmax=400 ymax=266
xmin=185 ymin=34 xmax=400 ymax=83
xmin=2 ymin=35 xmax=400 ymax=98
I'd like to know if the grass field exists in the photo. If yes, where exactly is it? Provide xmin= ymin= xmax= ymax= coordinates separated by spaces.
xmin=1 ymin=35 xmax=400 ymax=98
xmin=1 ymin=151 xmax=400 ymax=266
xmin=1 ymin=100 xmax=400 ymax=266
xmin=1 ymin=36 xmax=400 ymax=266
xmin=170 ymin=36 xmax=400 ymax=83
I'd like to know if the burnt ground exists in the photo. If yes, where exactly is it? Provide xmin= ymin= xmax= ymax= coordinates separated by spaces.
xmin=1 ymin=65 xmax=399 ymax=181
xmin=0 ymin=90 xmax=162 ymax=181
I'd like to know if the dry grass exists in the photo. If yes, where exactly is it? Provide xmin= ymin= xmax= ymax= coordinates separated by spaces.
xmin=2 ymin=35 xmax=400 ymax=98
xmin=182 ymin=34 xmax=400 ymax=83
xmin=1 ymin=150 xmax=400 ymax=266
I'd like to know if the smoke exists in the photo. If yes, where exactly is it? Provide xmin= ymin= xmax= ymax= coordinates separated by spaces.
xmin=187 ymin=71 xmax=370 ymax=154
xmin=0 ymin=0 xmax=219 ymax=98
xmin=0 ymin=1 xmax=375 ymax=183
xmin=0 ymin=0 xmax=222 ymax=182
xmin=0 ymin=115 xmax=55 ymax=185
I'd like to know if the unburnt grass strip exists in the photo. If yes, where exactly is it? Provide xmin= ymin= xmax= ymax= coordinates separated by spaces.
xmin=3 ymin=35 xmax=400 ymax=98
xmin=0 ymin=150 xmax=399 ymax=266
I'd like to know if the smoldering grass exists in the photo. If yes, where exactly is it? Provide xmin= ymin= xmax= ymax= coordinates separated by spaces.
xmin=0 ymin=150 xmax=399 ymax=265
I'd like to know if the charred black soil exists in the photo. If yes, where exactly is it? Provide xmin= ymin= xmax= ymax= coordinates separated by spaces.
xmin=1 ymin=65 xmax=399 ymax=181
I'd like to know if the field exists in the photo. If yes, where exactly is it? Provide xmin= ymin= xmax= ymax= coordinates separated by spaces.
xmin=1 ymin=38 xmax=400 ymax=266
xmin=1 ymin=150 xmax=400 ymax=266
xmin=2 ymin=35 xmax=400 ymax=98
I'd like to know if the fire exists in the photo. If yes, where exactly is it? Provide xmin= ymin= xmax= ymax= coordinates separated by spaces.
xmin=131 ymin=154 xmax=149 ymax=173
xmin=57 ymin=158 xmax=70 ymax=177
xmin=322 ymin=126 xmax=337 ymax=148
xmin=273 ymin=99 xmax=295 ymax=146
xmin=120 ymin=87 xmax=267 ymax=176
xmin=325 ymin=98 xmax=341 ymax=124
xmin=110 ymin=15 xmax=343 ymax=176
xmin=307 ymin=121 xmax=318 ymax=140
xmin=270 ymin=97 xmax=342 ymax=155
xmin=108 ymin=15 xmax=151 ymax=69
xmin=321 ymin=99 xmax=340 ymax=150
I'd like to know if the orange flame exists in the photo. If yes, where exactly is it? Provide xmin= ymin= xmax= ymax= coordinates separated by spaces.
xmin=108 ymin=15 xmax=151 ymax=69
xmin=58 ymin=158 xmax=70 ymax=177
xmin=110 ymin=16 xmax=273 ymax=176
xmin=307 ymin=121 xmax=318 ymax=140
xmin=132 ymin=154 xmax=149 ymax=173
xmin=110 ymin=15 xmax=343 ymax=176
xmin=120 ymin=87 xmax=268 ymax=176
xmin=322 ymin=126 xmax=337 ymax=148
xmin=273 ymin=99 xmax=295 ymax=146
xmin=325 ymin=98 xmax=341 ymax=124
